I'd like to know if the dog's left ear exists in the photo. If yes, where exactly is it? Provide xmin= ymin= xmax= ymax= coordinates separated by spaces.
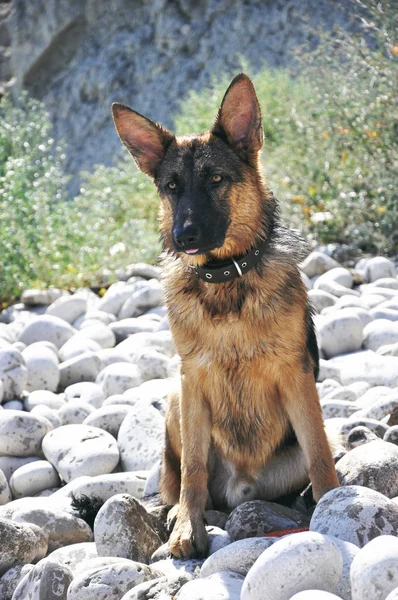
xmin=212 ymin=73 xmax=263 ymax=160
xmin=112 ymin=103 xmax=175 ymax=178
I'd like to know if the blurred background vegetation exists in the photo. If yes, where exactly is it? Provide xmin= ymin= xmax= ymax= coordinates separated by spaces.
xmin=0 ymin=0 xmax=397 ymax=304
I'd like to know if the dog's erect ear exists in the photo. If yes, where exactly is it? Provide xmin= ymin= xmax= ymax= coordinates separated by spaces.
xmin=212 ymin=74 xmax=263 ymax=159
xmin=112 ymin=103 xmax=175 ymax=178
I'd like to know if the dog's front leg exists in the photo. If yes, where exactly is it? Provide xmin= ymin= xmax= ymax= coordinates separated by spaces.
xmin=168 ymin=373 xmax=211 ymax=559
xmin=280 ymin=369 xmax=340 ymax=502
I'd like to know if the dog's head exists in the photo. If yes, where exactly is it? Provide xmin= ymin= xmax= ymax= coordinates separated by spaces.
xmin=112 ymin=74 xmax=272 ymax=265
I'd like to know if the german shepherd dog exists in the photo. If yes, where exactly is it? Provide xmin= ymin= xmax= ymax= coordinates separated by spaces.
xmin=112 ymin=74 xmax=339 ymax=559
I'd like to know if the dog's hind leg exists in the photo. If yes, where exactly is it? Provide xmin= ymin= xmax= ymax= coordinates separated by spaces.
xmin=160 ymin=387 xmax=182 ymax=505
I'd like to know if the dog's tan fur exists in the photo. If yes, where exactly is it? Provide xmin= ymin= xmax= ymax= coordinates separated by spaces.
xmin=112 ymin=74 xmax=339 ymax=559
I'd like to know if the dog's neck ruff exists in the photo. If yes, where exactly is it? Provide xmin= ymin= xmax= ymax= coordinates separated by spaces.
xmin=195 ymin=238 xmax=269 ymax=284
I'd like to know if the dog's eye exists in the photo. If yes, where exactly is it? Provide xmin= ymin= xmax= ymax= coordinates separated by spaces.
xmin=168 ymin=182 xmax=177 ymax=190
xmin=211 ymin=175 xmax=223 ymax=183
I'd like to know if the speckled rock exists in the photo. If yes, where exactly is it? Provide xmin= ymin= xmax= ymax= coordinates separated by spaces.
xmin=363 ymin=319 xmax=398 ymax=352
xmin=310 ymin=485 xmax=398 ymax=547
xmin=94 ymin=494 xmax=162 ymax=563
xmin=75 ymin=323 xmax=116 ymax=349
xmin=52 ymin=471 xmax=147 ymax=501
xmin=201 ymin=537 xmax=277 ymax=577
xmin=58 ymin=400 xmax=95 ymax=425
xmin=118 ymin=400 xmax=164 ymax=471
xmin=22 ymin=343 xmax=60 ymax=392
xmin=134 ymin=349 xmax=170 ymax=381
xmin=59 ymin=336 xmax=102 ymax=362
xmin=64 ymin=381 xmax=104 ymax=408
xmin=59 ymin=351 xmax=101 ymax=388
xmin=0 ymin=564 xmax=34 ymax=600
xmin=121 ymin=573 xmax=192 ymax=600
xmin=308 ymin=289 xmax=337 ymax=313
xmin=321 ymin=400 xmax=359 ymax=419
xmin=0 ymin=456 xmax=40 ymax=482
xmin=365 ymin=256 xmax=396 ymax=282
xmin=330 ymin=350 xmax=398 ymax=388
xmin=0 ymin=469 xmax=12 ymax=505
xmin=24 ymin=389 xmax=65 ymax=411
xmin=12 ymin=505 xmax=93 ymax=552
xmin=347 ymin=426 xmax=379 ymax=449
xmin=177 ymin=571 xmax=244 ymax=600
xmin=241 ymin=531 xmax=342 ymax=600
xmin=42 ymin=424 xmax=119 ymax=482
xmin=317 ymin=310 xmax=363 ymax=359
xmin=0 ymin=410 xmax=51 ymax=456
xmin=46 ymin=294 xmax=87 ymax=324
xmin=0 ymin=519 xmax=38 ymax=576
xmin=96 ymin=362 xmax=143 ymax=396
xmin=10 ymin=460 xmax=61 ymax=498
xmin=300 ymin=252 xmax=341 ymax=278
xmin=67 ymin=560 xmax=161 ymax=600
xmin=336 ymin=440 xmax=398 ymax=498
xmin=351 ymin=535 xmax=398 ymax=600
xmin=47 ymin=542 xmax=98 ymax=574
xmin=11 ymin=557 xmax=73 ymax=600
xmin=17 ymin=315 xmax=75 ymax=349
xmin=83 ymin=404 xmax=132 ymax=437
xmin=0 ymin=348 xmax=28 ymax=400
xmin=225 ymin=500 xmax=309 ymax=541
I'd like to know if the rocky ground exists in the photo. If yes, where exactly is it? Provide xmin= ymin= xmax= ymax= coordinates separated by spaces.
xmin=0 ymin=253 xmax=398 ymax=599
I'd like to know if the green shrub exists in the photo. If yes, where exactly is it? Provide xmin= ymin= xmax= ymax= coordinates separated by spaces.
xmin=0 ymin=95 xmax=159 ymax=305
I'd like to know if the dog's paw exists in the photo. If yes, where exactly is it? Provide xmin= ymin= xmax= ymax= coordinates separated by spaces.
xmin=168 ymin=516 xmax=208 ymax=559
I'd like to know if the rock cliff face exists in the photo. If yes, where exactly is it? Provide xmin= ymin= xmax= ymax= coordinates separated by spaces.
xmin=2 ymin=0 xmax=349 ymax=183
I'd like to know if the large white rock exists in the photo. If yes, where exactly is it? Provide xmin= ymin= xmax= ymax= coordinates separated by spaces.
xmin=67 ymin=560 xmax=161 ymax=600
xmin=83 ymin=404 xmax=132 ymax=437
xmin=46 ymin=294 xmax=87 ymax=324
xmin=0 ymin=349 xmax=28 ymax=401
xmin=0 ymin=411 xmax=51 ymax=457
xmin=308 ymin=290 xmax=337 ymax=313
xmin=96 ymin=362 xmax=142 ymax=396
xmin=363 ymin=319 xmax=398 ymax=352
xmin=314 ymin=267 xmax=353 ymax=289
xmin=42 ymin=424 xmax=119 ymax=482
xmin=59 ymin=351 xmax=101 ymax=388
xmin=17 ymin=315 xmax=75 ymax=349
xmin=178 ymin=571 xmax=244 ymax=600
xmin=21 ymin=288 xmax=67 ymax=306
xmin=118 ymin=280 xmax=163 ymax=319
xmin=0 ymin=456 xmax=40 ymax=482
xmin=74 ymin=323 xmax=116 ymax=349
xmin=59 ymin=336 xmax=102 ymax=362
xmin=12 ymin=506 xmax=92 ymax=552
xmin=365 ymin=257 xmax=396 ymax=282
xmin=333 ymin=350 xmax=398 ymax=388
xmin=96 ymin=348 xmax=133 ymax=371
xmin=58 ymin=400 xmax=95 ymax=425
xmin=64 ymin=382 xmax=105 ymax=408
xmin=10 ymin=460 xmax=61 ymax=498
xmin=97 ymin=282 xmax=138 ymax=315
xmin=110 ymin=318 xmax=159 ymax=343
xmin=0 ymin=519 xmax=38 ymax=576
xmin=118 ymin=400 xmax=164 ymax=471
xmin=24 ymin=389 xmax=65 ymax=411
xmin=241 ymin=531 xmax=342 ymax=600
xmin=351 ymin=535 xmax=398 ymax=600
xmin=22 ymin=343 xmax=60 ymax=392
xmin=11 ymin=557 xmax=73 ymax=600
xmin=52 ymin=471 xmax=147 ymax=501
xmin=116 ymin=330 xmax=175 ymax=359
xmin=317 ymin=310 xmax=363 ymax=358
xmin=310 ymin=485 xmax=398 ymax=547
xmin=300 ymin=252 xmax=341 ymax=278
xmin=200 ymin=537 xmax=276 ymax=577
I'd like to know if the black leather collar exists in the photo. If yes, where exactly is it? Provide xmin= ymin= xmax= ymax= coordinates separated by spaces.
xmin=195 ymin=238 xmax=269 ymax=284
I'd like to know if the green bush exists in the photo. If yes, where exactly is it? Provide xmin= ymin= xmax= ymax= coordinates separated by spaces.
xmin=0 ymin=95 xmax=159 ymax=305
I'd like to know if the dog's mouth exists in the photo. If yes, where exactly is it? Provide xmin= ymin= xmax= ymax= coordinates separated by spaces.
xmin=183 ymin=241 xmax=224 ymax=256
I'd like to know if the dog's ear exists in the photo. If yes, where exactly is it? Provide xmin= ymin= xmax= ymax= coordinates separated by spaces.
xmin=212 ymin=74 xmax=263 ymax=160
xmin=112 ymin=103 xmax=175 ymax=178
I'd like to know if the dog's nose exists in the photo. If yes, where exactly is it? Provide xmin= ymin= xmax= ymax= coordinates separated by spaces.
xmin=173 ymin=225 xmax=199 ymax=249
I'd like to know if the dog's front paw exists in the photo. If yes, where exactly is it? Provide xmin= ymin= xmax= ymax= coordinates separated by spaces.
xmin=168 ymin=515 xmax=208 ymax=559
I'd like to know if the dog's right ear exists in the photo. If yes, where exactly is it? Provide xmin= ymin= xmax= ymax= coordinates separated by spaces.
xmin=112 ymin=103 xmax=175 ymax=178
